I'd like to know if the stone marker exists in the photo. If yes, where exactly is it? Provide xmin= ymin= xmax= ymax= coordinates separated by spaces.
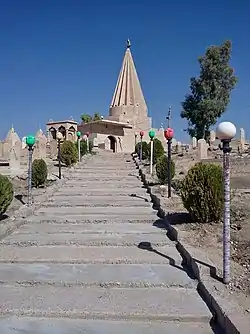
xmin=197 ymin=139 xmax=207 ymax=159
xmin=192 ymin=137 xmax=197 ymax=149
xmin=240 ymin=128 xmax=245 ymax=151
xmin=9 ymin=140 xmax=21 ymax=176
xmin=209 ymin=130 xmax=216 ymax=143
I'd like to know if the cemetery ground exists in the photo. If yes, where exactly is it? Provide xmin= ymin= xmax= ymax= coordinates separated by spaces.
xmin=0 ymin=158 xmax=69 ymax=221
xmin=144 ymin=152 xmax=250 ymax=309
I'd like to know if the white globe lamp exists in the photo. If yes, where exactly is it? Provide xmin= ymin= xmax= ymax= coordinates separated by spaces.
xmin=216 ymin=122 xmax=236 ymax=141
xmin=56 ymin=131 xmax=63 ymax=141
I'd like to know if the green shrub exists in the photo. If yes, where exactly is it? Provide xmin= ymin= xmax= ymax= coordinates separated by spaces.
xmin=61 ymin=140 xmax=78 ymax=166
xmin=0 ymin=174 xmax=13 ymax=215
xmin=135 ymin=141 xmax=148 ymax=160
xmin=155 ymin=155 xmax=175 ymax=184
xmin=180 ymin=162 xmax=223 ymax=224
xmin=151 ymin=138 xmax=165 ymax=164
xmin=32 ymin=159 xmax=48 ymax=188
xmin=75 ymin=140 xmax=94 ymax=156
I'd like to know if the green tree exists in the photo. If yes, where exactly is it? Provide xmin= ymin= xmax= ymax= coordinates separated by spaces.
xmin=93 ymin=112 xmax=102 ymax=121
xmin=81 ymin=114 xmax=92 ymax=123
xmin=181 ymin=40 xmax=237 ymax=140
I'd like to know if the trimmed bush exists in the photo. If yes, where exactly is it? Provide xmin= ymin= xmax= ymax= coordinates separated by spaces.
xmin=61 ymin=140 xmax=78 ymax=166
xmin=180 ymin=162 xmax=223 ymax=224
xmin=151 ymin=138 xmax=165 ymax=165
xmin=32 ymin=159 xmax=48 ymax=188
xmin=135 ymin=141 xmax=148 ymax=160
xmin=0 ymin=174 xmax=14 ymax=215
xmin=75 ymin=140 xmax=94 ymax=157
xmin=155 ymin=155 xmax=175 ymax=185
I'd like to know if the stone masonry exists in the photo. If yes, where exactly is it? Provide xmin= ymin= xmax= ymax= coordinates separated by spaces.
xmin=0 ymin=152 xmax=216 ymax=333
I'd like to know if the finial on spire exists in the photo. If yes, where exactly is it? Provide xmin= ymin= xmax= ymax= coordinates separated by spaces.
xmin=127 ymin=39 xmax=131 ymax=48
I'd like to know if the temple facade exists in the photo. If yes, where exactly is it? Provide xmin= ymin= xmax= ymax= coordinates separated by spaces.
xmin=77 ymin=40 xmax=153 ymax=153
xmin=47 ymin=40 xmax=167 ymax=153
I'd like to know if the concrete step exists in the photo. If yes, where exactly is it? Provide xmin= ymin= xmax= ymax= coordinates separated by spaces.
xmin=82 ymin=165 xmax=136 ymax=169
xmin=25 ymin=214 xmax=159 ymax=223
xmin=35 ymin=206 xmax=157 ymax=216
xmin=74 ymin=170 xmax=139 ymax=175
xmin=68 ymin=176 xmax=141 ymax=181
xmin=1 ymin=232 xmax=171 ymax=247
xmin=50 ymin=194 xmax=151 ymax=203
xmin=0 ymin=245 xmax=183 ymax=265
xmin=65 ymin=179 xmax=142 ymax=186
xmin=0 ymin=317 xmax=215 ymax=334
xmin=56 ymin=188 xmax=148 ymax=196
xmin=45 ymin=198 xmax=151 ymax=208
xmin=18 ymin=222 xmax=162 ymax=234
xmin=0 ymin=285 xmax=211 ymax=322
xmin=0 ymin=263 xmax=196 ymax=288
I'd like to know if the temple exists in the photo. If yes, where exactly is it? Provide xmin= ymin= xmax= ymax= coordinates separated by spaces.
xmin=46 ymin=40 xmax=162 ymax=153
xmin=77 ymin=40 xmax=152 ymax=152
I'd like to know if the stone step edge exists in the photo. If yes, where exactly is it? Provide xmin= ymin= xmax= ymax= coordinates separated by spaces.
xmin=0 ymin=281 xmax=194 ymax=289
xmin=0 ymin=310 xmax=211 ymax=323
xmin=0 ymin=241 xmax=170 ymax=247
xmin=0 ymin=259 xmax=177 ymax=265
xmin=25 ymin=218 xmax=159 ymax=223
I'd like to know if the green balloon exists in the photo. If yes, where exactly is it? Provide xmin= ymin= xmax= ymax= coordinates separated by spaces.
xmin=148 ymin=130 xmax=155 ymax=139
xmin=77 ymin=131 xmax=81 ymax=138
xmin=26 ymin=135 xmax=36 ymax=147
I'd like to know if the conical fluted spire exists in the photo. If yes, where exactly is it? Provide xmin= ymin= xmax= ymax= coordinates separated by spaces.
xmin=110 ymin=41 xmax=147 ymax=110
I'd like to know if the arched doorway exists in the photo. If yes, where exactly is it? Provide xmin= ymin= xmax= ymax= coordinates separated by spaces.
xmin=49 ymin=127 xmax=57 ymax=140
xmin=108 ymin=136 xmax=116 ymax=152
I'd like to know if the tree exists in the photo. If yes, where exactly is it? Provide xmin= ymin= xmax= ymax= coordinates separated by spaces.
xmin=181 ymin=40 xmax=237 ymax=140
xmin=93 ymin=112 xmax=102 ymax=121
xmin=81 ymin=114 xmax=92 ymax=123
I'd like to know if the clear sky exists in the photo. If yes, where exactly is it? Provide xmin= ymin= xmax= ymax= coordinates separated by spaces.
xmin=0 ymin=0 xmax=249 ymax=141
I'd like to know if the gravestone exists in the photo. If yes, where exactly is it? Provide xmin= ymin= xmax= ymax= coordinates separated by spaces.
xmin=9 ymin=140 xmax=21 ymax=176
xmin=240 ymin=128 xmax=245 ymax=151
xmin=210 ymin=130 xmax=216 ymax=143
xmin=197 ymin=139 xmax=207 ymax=159
xmin=34 ymin=131 xmax=47 ymax=160
xmin=192 ymin=137 xmax=197 ymax=149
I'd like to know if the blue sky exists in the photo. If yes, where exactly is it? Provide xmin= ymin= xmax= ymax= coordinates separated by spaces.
xmin=0 ymin=0 xmax=249 ymax=141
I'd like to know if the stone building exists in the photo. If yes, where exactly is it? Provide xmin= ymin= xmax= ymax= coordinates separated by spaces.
xmin=46 ymin=120 xmax=78 ymax=142
xmin=45 ymin=40 xmax=172 ymax=152
xmin=78 ymin=40 xmax=152 ymax=153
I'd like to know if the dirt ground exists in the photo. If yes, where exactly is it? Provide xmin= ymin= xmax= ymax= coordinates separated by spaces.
xmin=0 ymin=159 xmax=61 ymax=221
xmin=146 ymin=152 xmax=250 ymax=297
xmin=150 ymin=149 xmax=250 ymax=298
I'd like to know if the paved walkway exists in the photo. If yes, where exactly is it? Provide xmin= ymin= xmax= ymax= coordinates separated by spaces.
xmin=0 ymin=152 xmax=217 ymax=333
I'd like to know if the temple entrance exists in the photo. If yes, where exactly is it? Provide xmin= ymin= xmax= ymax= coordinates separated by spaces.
xmin=108 ymin=136 xmax=116 ymax=152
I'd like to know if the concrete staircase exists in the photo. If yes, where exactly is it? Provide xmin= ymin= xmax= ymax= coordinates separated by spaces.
xmin=0 ymin=152 xmax=217 ymax=333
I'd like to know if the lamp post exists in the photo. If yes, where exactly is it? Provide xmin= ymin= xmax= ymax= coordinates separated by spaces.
xmin=148 ymin=130 xmax=155 ymax=175
xmin=86 ymin=132 xmax=90 ymax=153
xmin=77 ymin=131 xmax=81 ymax=162
xmin=56 ymin=131 xmax=63 ymax=179
xmin=26 ymin=135 xmax=36 ymax=206
xmin=139 ymin=131 xmax=144 ymax=162
xmin=216 ymin=121 xmax=236 ymax=284
xmin=164 ymin=127 xmax=174 ymax=198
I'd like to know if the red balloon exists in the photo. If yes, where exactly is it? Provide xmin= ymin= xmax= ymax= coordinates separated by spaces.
xmin=86 ymin=132 xmax=90 ymax=137
xmin=164 ymin=128 xmax=174 ymax=140
xmin=140 ymin=131 xmax=144 ymax=137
